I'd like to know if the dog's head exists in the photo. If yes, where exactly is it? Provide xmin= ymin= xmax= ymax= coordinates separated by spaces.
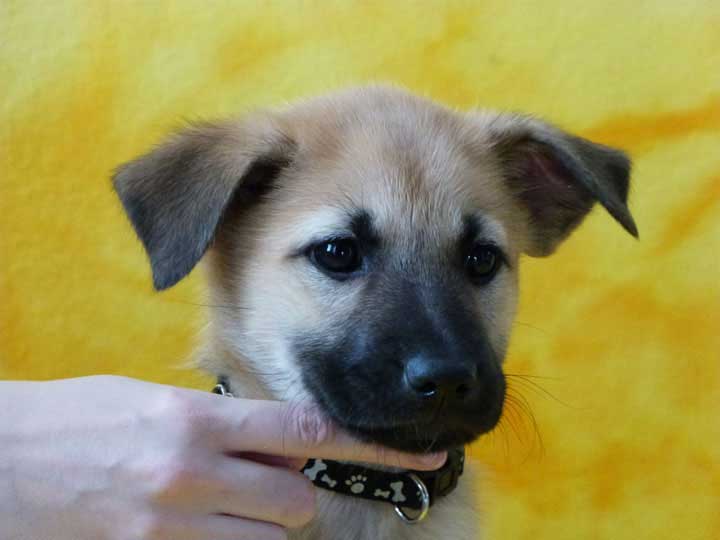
xmin=113 ymin=86 xmax=636 ymax=452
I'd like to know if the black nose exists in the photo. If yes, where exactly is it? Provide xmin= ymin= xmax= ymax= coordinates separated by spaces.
xmin=403 ymin=355 xmax=478 ymax=402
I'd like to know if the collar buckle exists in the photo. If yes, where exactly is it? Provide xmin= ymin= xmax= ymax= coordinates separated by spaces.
xmin=416 ymin=446 xmax=465 ymax=503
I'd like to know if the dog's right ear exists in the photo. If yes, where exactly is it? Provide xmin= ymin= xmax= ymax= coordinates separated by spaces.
xmin=112 ymin=115 xmax=295 ymax=291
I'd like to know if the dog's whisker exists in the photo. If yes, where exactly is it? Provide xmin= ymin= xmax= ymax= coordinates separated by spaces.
xmin=489 ymin=413 xmax=511 ymax=461
xmin=504 ymin=388 xmax=545 ymax=460
xmin=233 ymin=365 xmax=288 ymax=379
xmin=164 ymin=299 xmax=255 ymax=312
xmin=503 ymin=397 xmax=537 ymax=462
xmin=504 ymin=372 xmax=563 ymax=381
xmin=511 ymin=320 xmax=550 ymax=336
xmin=506 ymin=375 xmax=580 ymax=410
xmin=499 ymin=421 xmax=511 ymax=461
xmin=501 ymin=397 xmax=526 ymax=445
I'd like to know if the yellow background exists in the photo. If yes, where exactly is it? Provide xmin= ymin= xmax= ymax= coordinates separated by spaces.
xmin=2 ymin=2 xmax=719 ymax=539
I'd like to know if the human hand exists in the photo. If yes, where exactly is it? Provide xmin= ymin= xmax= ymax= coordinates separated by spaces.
xmin=0 ymin=376 xmax=445 ymax=540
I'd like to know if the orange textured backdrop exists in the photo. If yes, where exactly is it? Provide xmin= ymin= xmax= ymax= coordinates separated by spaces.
xmin=1 ymin=2 xmax=719 ymax=539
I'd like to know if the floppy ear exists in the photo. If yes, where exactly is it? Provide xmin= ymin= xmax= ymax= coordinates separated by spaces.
xmin=112 ymin=115 xmax=295 ymax=290
xmin=482 ymin=114 xmax=638 ymax=256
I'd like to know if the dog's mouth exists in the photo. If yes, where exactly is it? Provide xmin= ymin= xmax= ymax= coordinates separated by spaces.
xmin=310 ymin=388 xmax=504 ymax=453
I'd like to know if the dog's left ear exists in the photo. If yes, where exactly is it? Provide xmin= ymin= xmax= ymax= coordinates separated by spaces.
xmin=475 ymin=114 xmax=638 ymax=256
xmin=113 ymin=115 xmax=295 ymax=290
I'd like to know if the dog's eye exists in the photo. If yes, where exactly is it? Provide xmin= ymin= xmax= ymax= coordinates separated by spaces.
xmin=465 ymin=244 xmax=502 ymax=284
xmin=311 ymin=238 xmax=362 ymax=276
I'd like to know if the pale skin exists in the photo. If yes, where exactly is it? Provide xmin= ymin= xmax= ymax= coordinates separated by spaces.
xmin=0 ymin=376 xmax=446 ymax=540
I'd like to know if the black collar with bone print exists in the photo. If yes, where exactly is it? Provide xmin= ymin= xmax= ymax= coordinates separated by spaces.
xmin=212 ymin=376 xmax=465 ymax=523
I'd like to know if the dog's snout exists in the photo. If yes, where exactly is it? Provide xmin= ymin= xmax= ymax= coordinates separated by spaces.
xmin=403 ymin=355 xmax=478 ymax=403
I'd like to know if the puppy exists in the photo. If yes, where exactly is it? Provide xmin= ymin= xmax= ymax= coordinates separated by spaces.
xmin=113 ymin=85 xmax=637 ymax=540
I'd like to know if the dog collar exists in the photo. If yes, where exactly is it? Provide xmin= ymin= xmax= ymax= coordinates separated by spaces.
xmin=212 ymin=376 xmax=465 ymax=523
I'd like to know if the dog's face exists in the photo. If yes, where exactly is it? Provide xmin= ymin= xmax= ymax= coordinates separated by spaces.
xmin=114 ymin=86 xmax=636 ymax=452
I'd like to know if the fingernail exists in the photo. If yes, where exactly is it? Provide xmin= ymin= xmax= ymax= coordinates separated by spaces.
xmin=416 ymin=451 xmax=447 ymax=468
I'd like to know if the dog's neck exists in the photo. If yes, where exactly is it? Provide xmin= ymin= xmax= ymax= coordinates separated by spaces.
xmin=196 ymin=340 xmax=273 ymax=399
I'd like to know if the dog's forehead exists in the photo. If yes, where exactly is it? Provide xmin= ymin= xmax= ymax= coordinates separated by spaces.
xmin=278 ymin=90 xmax=513 ymax=246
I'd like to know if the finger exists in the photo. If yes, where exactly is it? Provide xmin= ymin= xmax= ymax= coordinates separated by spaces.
xmin=205 ymin=515 xmax=287 ymax=540
xmin=202 ymin=457 xmax=316 ymax=529
xmin=137 ymin=512 xmax=287 ymax=540
xmin=212 ymin=398 xmax=447 ymax=470
xmin=228 ymin=451 xmax=307 ymax=470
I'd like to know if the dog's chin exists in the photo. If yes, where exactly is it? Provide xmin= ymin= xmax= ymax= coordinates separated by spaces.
xmin=345 ymin=423 xmax=481 ymax=453
xmin=320 ymin=404 xmax=502 ymax=453
xmin=306 ymin=395 xmax=503 ymax=453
